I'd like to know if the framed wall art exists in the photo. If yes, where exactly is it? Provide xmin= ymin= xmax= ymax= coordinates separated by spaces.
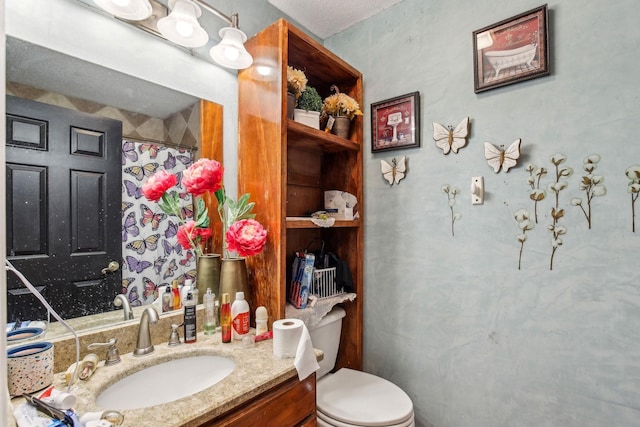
xmin=371 ymin=92 xmax=420 ymax=153
xmin=473 ymin=4 xmax=549 ymax=93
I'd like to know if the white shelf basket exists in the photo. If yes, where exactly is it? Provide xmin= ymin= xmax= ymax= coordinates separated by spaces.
xmin=312 ymin=267 xmax=344 ymax=299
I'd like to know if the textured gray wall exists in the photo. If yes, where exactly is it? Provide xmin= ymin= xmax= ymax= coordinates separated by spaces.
xmin=326 ymin=1 xmax=640 ymax=426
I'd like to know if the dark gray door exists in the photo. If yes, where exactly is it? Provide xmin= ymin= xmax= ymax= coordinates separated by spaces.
xmin=6 ymin=96 xmax=122 ymax=321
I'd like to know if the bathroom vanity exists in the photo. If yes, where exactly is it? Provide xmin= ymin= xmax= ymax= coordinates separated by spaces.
xmin=8 ymin=326 xmax=319 ymax=427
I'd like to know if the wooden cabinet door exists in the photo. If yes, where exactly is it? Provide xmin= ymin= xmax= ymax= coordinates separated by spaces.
xmin=202 ymin=374 xmax=316 ymax=427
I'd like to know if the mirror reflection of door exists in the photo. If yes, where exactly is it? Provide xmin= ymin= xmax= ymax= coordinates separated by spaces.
xmin=5 ymin=96 xmax=122 ymax=322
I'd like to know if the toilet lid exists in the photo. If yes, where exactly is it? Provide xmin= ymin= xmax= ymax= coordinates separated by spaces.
xmin=317 ymin=368 xmax=414 ymax=427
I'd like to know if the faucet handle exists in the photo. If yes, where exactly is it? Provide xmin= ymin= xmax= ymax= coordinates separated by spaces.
xmin=88 ymin=338 xmax=121 ymax=366
xmin=168 ymin=323 xmax=182 ymax=346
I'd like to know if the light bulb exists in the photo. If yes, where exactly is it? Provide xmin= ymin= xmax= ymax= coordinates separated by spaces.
xmin=175 ymin=20 xmax=194 ymax=37
xmin=224 ymin=47 xmax=240 ymax=61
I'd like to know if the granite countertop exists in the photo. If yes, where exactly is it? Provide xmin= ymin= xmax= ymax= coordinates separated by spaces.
xmin=10 ymin=332 xmax=322 ymax=427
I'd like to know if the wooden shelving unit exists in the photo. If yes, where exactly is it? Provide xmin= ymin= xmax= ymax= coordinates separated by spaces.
xmin=238 ymin=19 xmax=363 ymax=371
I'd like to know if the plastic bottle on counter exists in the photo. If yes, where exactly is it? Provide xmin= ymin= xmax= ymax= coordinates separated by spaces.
xmin=171 ymin=280 xmax=181 ymax=310
xmin=183 ymin=291 xmax=197 ymax=343
xmin=162 ymin=285 xmax=172 ymax=313
xmin=255 ymin=306 xmax=268 ymax=335
xmin=220 ymin=293 xmax=232 ymax=343
xmin=180 ymin=279 xmax=193 ymax=307
xmin=231 ymin=291 xmax=250 ymax=341
xmin=203 ymin=288 xmax=217 ymax=335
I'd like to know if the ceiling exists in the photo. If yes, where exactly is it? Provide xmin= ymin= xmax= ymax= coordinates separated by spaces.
xmin=268 ymin=0 xmax=405 ymax=39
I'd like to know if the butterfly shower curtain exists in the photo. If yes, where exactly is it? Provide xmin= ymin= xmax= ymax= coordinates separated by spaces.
xmin=120 ymin=140 xmax=197 ymax=307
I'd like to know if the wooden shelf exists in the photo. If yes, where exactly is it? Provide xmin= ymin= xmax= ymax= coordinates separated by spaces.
xmin=238 ymin=18 xmax=363 ymax=373
xmin=287 ymin=120 xmax=360 ymax=153
xmin=286 ymin=217 xmax=361 ymax=229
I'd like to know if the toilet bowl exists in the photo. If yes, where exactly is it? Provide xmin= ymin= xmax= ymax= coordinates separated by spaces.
xmin=309 ymin=307 xmax=415 ymax=427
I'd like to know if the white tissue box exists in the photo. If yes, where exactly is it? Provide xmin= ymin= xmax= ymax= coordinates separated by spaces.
xmin=324 ymin=191 xmax=358 ymax=220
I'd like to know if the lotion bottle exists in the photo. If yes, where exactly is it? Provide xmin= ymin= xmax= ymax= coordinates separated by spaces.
xmin=231 ymin=291 xmax=250 ymax=340
xmin=183 ymin=291 xmax=197 ymax=343
xmin=220 ymin=293 xmax=231 ymax=343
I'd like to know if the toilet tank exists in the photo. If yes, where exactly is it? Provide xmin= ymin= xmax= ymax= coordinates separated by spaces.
xmin=308 ymin=306 xmax=346 ymax=379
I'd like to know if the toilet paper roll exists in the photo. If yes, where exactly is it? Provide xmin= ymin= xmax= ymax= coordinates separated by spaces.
xmin=273 ymin=319 xmax=305 ymax=358
xmin=273 ymin=318 xmax=320 ymax=380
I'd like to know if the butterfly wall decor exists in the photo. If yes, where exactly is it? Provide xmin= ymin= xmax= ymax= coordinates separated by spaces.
xmin=433 ymin=117 xmax=470 ymax=155
xmin=484 ymin=139 xmax=522 ymax=173
xmin=381 ymin=156 xmax=408 ymax=186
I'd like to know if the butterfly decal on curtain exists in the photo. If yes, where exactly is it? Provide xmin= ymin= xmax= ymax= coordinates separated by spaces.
xmin=484 ymin=139 xmax=522 ymax=173
xmin=138 ymin=143 xmax=165 ymax=159
xmin=143 ymin=277 xmax=159 ymax=301
xmin=180 ymin=251 xmax=195 ymax=267
xmin=127 ymin=284 xmax=142 ymax=307
xmin=124 ymin=162 xmax=159 ymax=181
xmin=124 ymin=180 xmax=143 ymax=199
xmin=126 ymin=255 xmax=153 ymax=274
xmin=153 ymin=256 xmax=167 ymax=275
xmin=121 ymin=201 xmax=134 ymax=218
xmin=121 ymin=277 xmax=135 ymax=295
xmin=140 ymin=204 xmax=167 ymax=230
xmin=122 ymin=212 xmax=140 ymax=242
xmin=164 ymin=220 xmax=179 ymax=239
xmin=162 ymin=239 xmax=183 ymax=256
xmin=381 ymin=156 xmax=407 ymax=186
xmin=126 ymin=234 xmax=160 ymax=255
xmin=163 ymin=259 xmax=178 ymax=279
xmin=164 ymin=152 xmax=193 ymax=170
xmin=433 ymin=117 xmax=470 ymax=155
xmin=122 ymin=141 xmax=138 ymax=165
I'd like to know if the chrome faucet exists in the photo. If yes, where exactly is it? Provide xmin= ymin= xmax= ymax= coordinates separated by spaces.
xmin=113 ymin=294 xmax=134 ymax=321
xmin=134 ymin=306 xmax=160 ymax=356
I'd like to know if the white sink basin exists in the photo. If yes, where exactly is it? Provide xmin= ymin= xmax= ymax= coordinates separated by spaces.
xmin=96 ymin=355 xmax=235 ymax=410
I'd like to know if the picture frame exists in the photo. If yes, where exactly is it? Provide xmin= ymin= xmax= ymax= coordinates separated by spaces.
xmin=473 ymin=4 xmax=549 ymax=93
xmin=371 ymin=92 xmax=420 ymax=153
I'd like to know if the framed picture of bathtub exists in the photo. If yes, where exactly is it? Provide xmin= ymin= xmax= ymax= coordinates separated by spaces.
xmin=473 ymin=4 xmax=549 ymax=93
xmin=371 ymin=92 xmax=421 ymax=153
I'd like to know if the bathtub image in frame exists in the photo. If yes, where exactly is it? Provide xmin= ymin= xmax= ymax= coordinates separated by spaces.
xmin=473 ymin=4 xmax=549 ymax=93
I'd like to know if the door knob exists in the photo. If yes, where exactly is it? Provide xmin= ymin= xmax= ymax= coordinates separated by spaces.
xmin=101 ymin=261 xmax=120 ymax=275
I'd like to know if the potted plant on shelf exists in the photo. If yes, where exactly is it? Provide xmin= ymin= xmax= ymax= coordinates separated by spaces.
xmin=294 ymin=86 xmax=322 ymax=129
xmin=286 ymin=65 xmax=307 ymax=120
xmin=321 ymin=85 xmax=362 ymax=139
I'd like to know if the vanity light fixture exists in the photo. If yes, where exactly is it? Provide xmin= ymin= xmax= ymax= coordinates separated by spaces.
xmin=157 ymin=0 xmax=209 ymax=48
xmin=91 ymin=0 xmax=253 ymax=70
xmin=209 ymin=22 xmax=253 ymax=69
xmin=92 ymin=0 xmax=153 ymax=21
xmin=193 ymin=1 xmax=253 ymax=69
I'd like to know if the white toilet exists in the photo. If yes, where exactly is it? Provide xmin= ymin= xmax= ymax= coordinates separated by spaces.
xmin=309 ymin=307 xmax=415 ymax=427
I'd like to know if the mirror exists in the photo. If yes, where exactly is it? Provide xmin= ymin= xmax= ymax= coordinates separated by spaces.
xmin=5 ymin=35 xmax=221 ymax=340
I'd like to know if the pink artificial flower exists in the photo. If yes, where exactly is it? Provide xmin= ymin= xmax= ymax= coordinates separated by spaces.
xmin=142 ymin=170 xmax=177 ymax=202
xmin=182 ymin=158 xmax=224 ymax=197
xmin=226 ymin=219 xmax=268 ymax=257
xmin=176 ymin=220 xmax=212 ymax=250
